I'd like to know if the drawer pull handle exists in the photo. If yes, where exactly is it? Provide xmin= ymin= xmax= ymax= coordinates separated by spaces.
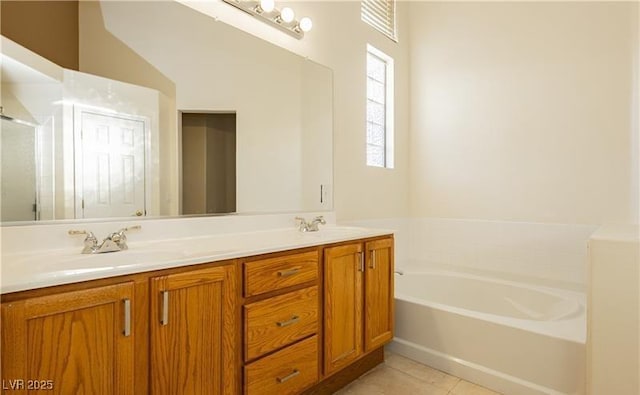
xmin=161 ymin=291 xmax=169 ymax=326
xmin=123 ymin=299 xmax=131 ymax=337
xmin=276 ymin=315 xmax=300 ymax=327
xmin=277 ymin=267 xmax=300 ymax=277
xmin=276 ymin=369 xmax=300 ymax=384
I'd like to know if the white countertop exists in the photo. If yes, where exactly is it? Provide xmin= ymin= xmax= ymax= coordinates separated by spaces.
xmin=1 ymin=226 xmax=393 ymax=294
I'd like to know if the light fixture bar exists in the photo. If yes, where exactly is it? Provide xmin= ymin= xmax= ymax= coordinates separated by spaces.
xmin=222 ymin=0 xmax=309 ymax=39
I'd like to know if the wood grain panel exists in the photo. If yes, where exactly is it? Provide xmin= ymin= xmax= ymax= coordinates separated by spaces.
xmin=323 ymin=243 xmax=363 ymax=376
xmin=245 ymin=335 xmax=318 ymax=395
xmin=1 ymin=282 xmax=134 ymax=395
xmin=133 ymin=278 xmax=149 ymax=394
xmin=245 ymin=286 xmax=318 ymax=361
xmin=364 ymin=238 xmax=394 ymax=351
xmin=244 ymin=251 xmax=318 ymax=297
xmin=150 ymin=264 xmax=237 ymax=395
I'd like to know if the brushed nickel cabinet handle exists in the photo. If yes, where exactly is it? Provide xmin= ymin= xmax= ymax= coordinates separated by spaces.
xmin=123 ymin=299 xmax=131 ymax=336
xmin=276 ymin=315 xmax=300 ymax=327
xmin=276 ymin=369 xmax=300 ymax=383
xmin=370 ymin=250 xmax=376 ymax=269
xmin=358 ymin=251 xmax=365 ymax=272
xmin=161 ymin=291 xmax=169 ymax=326
xmin=277 ymin=267 xmax=300 ymax=277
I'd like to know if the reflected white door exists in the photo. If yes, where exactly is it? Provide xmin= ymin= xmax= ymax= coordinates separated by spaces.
xmin=78 ymin=111 xmax=145 ymax=218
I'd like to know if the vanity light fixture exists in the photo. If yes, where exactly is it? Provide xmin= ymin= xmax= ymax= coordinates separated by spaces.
xmin=298 ymin=17 xmax=313 ymax=33
xmin=279 ymin=7 xmax=295 ymax=23
xmin=259 ymin=0 xmax=274 ymax=13
xmin=222 ymin=0 xmax=312 ymax=39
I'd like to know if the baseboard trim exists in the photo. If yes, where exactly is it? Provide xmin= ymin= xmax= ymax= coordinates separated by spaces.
xmin=387 ymin=339 xmax=570 ymax=395
xmin=303 ymin=347 xmax=384 ymax=395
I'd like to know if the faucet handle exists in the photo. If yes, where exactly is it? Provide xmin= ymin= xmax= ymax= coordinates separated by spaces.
xmin=68 ymin=229 xmax=89 ymax=236
xmin=68 ymin=229 xmax=97 ymax=242
xmin=313 ymin=215 xmax=326 ymax=224
xmin=295 ymin=217 xmax=309 ymax=232
xmin=120 ymin=225 xmax=142 ymax=232
xmin=69 ymin=230 xmax=98 ymax=254
xmin=109 ymin=225 xmax=141 ymax=250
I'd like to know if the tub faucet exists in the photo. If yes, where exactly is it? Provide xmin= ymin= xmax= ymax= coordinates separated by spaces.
xmin=68 ymin=225 xmax=141 ymax=254
xmin=295 ymin=216 xmax=326 ymax=232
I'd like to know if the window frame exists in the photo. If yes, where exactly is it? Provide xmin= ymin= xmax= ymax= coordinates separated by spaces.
xmin=366 ymin=44 xmax=394 ymax=169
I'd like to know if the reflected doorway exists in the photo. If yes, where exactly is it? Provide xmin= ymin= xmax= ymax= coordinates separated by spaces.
xmin=181 ymin=112 xmax=236 ymax=215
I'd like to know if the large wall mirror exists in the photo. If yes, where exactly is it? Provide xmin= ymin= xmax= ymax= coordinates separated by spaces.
xmin=0 ymin=1 xmax=333 ymax=225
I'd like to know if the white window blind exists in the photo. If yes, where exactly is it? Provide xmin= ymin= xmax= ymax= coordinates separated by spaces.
xmin=361 ymin=0 xmax=397 ymax=42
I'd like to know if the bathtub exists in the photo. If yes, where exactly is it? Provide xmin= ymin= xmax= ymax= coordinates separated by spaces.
xmin=387 ymin=270 xmax=586 ymax=395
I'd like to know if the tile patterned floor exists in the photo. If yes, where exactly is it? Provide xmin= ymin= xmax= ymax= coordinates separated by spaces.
xmin=335 ymin=352 xmax=502 ymax=395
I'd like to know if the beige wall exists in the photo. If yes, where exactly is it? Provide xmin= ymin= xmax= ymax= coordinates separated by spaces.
xmin=408 ymin=2 xmax=639 ymax=225
xmin=1 ymin=1 xmax=79 ymax=70
xmin=296 ymin=2 xmax=411 ymax=222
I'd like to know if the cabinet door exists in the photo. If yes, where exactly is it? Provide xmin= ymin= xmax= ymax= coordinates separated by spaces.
xmin=323 ymin=243 xmax=363 ymax=375
xmin=1 ymin=282 xmax=135 ymax=394
xmin=364 ymin=238 xmax=394 ymax=352
xmin=150 ymin=264 xmax=237 ymax=395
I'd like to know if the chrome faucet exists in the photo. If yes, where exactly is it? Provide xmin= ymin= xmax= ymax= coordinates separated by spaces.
xmin=68 ymin=225 xmax=141 ymax=254
xmin=295 ymin=216 xmax=326 ymax=232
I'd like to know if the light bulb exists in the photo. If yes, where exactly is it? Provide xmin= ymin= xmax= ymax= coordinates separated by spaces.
xmin=299 ymin=17 xmax=312 ymax=32
xmin=280 ymin=7 xmax=295 ymax=23
xmin=260 ymin=0 xmax=274 ymax=13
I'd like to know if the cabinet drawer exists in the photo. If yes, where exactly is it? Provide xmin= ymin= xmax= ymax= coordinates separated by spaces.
xmin=244 ymin=251 xmax=318 ymax=297
xmin=244 ymin=335 xmax=318 ymax=395
xmin=245 ymin=286 xmax=318 ymax=361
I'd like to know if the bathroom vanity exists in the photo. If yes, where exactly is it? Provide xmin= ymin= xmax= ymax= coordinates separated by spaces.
xmin=0 ymin=227 xmax=394 ymax=394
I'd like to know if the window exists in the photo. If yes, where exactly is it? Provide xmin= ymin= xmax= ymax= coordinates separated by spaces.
xmin=366 ymin=45 xmax=394 ymax=168
xmin=361 ymin=0 xmax=397 ymax=42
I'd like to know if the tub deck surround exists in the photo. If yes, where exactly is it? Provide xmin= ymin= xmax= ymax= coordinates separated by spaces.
xmin=396 ymin=271 xmax=586 ymax=343
xmin=390 ymin=270 xmax=586 ymax=395
xmin=587 ymin=224 xmax=639 ymax=395
xmin=1 ymin=221 xmax=393 ymax=294
xmin=345 ymin=218 xmax=592 ymax=395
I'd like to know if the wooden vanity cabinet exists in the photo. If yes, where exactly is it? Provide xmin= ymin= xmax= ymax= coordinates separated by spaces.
xmin=150 ymin=264 xmax=237 ymax=395
xmin=1 ymin=282 xmax=136 ymax=394
xmin=242 ymin=249 xmax=321 ymax=395
xmin=323 ymin=236 xmax=394 ymax=377
xmin=323 ymin=243 xmax=364 ymax=375
xmin=0 ymin=262 xmax=238 ymax=395
xmin=364 ymin=238 xmax=394 ymax=352
xmin=1 ymin=234 xmax=393 ymax=395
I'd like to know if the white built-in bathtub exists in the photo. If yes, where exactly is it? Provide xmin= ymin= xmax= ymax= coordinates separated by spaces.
xmin=387 ymin=270 xmax=586 ymax=395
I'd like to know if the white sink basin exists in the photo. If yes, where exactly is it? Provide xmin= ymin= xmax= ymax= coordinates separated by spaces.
xmin=14 ymin=249 xmax=188 ymax=272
